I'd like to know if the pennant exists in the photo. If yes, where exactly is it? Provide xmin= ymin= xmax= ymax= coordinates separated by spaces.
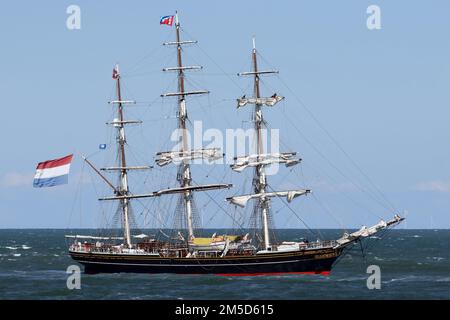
xmin=160 ymin=15 xmax=174 ymax=26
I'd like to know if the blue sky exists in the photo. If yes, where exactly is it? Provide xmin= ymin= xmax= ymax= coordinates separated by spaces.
xmin=0 ymin=0 xmax=449 ymax=229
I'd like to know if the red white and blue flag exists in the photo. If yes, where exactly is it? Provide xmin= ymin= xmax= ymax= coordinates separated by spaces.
xmin=160 ymin=15 xmax=174 ymax=26
xmin=33 ymin=154 xmax=73 ymax=188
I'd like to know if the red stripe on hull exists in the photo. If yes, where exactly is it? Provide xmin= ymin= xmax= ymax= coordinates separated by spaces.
xmin=216 ymin=271 xmax=330 ymax=277
xmin=37 ymin=154 xmax=73 ymax=169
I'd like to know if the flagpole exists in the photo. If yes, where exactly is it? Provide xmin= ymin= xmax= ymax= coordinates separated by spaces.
xmin=175 ymin=11 xmax=179 ymax=25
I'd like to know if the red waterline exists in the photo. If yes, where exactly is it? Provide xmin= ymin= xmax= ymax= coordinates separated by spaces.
xmin=215 ymin=271 xmax=331 ymax=277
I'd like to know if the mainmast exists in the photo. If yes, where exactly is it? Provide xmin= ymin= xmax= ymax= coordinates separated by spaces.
xmin=159 ymin=12 xmax=230 ymax=241
xmin=175 ymin=13 xmax=194 ymax=239
xmin=227 ymin=38 xmax=310 ymax=251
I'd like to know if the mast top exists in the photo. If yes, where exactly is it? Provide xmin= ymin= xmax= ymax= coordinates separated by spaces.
xmin=112 ymin=64 xmax=120 ymax=79
xmin=252 ymin=36 xmax=256 ymax=51
xmin=175 ymin=11 xmax=179 ymax=26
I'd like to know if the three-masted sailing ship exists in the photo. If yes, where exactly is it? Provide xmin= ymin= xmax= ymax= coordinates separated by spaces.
xmin=67 ymin=13 xmax=404 ymax=275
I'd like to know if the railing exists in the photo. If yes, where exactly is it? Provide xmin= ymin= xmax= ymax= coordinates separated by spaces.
xmin=69 ymin=242 xmax=189 ymax=256
xmin=303 ymin=240 xmax=337 ymax=249
xmin=69 ymin=239 xmax=339 ymax=256
xmin=69 ymin=244 xmax=156 ymax=255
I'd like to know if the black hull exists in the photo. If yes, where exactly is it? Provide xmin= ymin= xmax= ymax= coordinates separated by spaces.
xmin=70 ymin=247 xmax=343 ymax=276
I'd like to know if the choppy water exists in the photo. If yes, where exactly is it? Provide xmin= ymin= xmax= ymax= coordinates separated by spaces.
xmin=0 ymin=229 xmax=449 ymax=299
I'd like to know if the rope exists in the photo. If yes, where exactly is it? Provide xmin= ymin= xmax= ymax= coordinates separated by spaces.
xmin=180 ymin=26 xmax=246 ymax=96
xmin=256 ymin=51 xmax=397 ymax=213
xmin=266 ymin=184 xmax=320 ymax=239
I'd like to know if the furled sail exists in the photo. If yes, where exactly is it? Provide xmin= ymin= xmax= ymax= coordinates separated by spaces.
xmin=227 ymin=189 xmax=310 ymax=208
xmin=99 ymin=183 xmax=232 ymax=201
xmin=237 ymin=94 xmax=284 ymax=108
xmin=335 ymin=215 xmax=404 ymax=246
xmin=231 ymin=152 xmax=301 ymax=172
xmin=156 ymin=148 xmax=223 ymax=166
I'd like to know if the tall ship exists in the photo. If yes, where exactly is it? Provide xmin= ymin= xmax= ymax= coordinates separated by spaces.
xmin=67 ymin=13 xmax=404 ymax=275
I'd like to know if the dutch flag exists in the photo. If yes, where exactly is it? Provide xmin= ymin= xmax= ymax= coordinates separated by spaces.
xmin=33 ymin=154 xmax=73 ymax=188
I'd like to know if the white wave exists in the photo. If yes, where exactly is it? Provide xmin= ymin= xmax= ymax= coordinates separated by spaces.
xmin=5 ymin=246 xmax=18 ymax=250
xmin=383 ymin=275 xmax=418 ymax=283
xmin=336 ymin=276 xmax=367 ymax=282
xmin=13 ymin=253 xmax=21 ymax=257
xmin=426 ymin=256 xmax=445 ymax=262
xmin=413 ymin=235 xmax=422 ymax=238
xmin=437 ymin=277 xmax=450 ymax=282
xmin=431 ymin=257 xmax=444 ymax=262
xmin=21 ymin=245 xmax=31 ymax=250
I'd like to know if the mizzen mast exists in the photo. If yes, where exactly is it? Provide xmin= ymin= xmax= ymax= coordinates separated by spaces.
xmin=227 ymin=38 xmax=309 ymax=251
xmin=251 ymin=37 xmax=271 ymax=251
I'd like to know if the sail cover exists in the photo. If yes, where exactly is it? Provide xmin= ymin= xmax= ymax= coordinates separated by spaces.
xmin=237 ymin=94 xmax=284 ymax=108
xmin=156 ymin=148 xmax=223 ymax=166
xmin=227 ymin=189 xmax=310 ymax=207
xmin=231 ymin=152 xmax=300 ymax=172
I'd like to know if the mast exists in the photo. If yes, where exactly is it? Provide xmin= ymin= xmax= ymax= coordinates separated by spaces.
xmin=252 ymin=37 xmax=271 ymax=250
xmin=175 ymin=12 xmax=195 ymax=240
xmin=228 ymin=38 xmax=309 ymax=251
xmin=159 ymin=12 xmax=229 ymax=241
xmin=114 ymin=65 xmax=132 ymax=248
xmin=86 ymin=68 xmax=152 ymax=243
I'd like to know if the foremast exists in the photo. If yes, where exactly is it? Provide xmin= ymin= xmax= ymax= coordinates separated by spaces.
xmin=227 ymin=38 xmax=310 ymax=250
xmin=87 ymin=65 xmax=151 ymax=248
xmin=111 ymin=66 xmax=132 ymax=247
xmin=158 ymin=12 xmax=230 ymax=241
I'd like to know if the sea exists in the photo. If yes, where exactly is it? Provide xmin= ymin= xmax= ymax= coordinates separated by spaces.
xmin=0 ymin=229 xmax=449 ymax=300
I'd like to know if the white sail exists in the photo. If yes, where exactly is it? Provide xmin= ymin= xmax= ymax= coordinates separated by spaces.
xmin=227 ymin=189 xmax=310 ymax=208
xmin=237 ymin=94 xmax=284 ymax=108
xmin=335 ymin=215 xmax=404 ymax=246
xmin=231 ymin=152 xmax=300 ymax=172
xmin=156 ymin=148 xmax=223 ymax=166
